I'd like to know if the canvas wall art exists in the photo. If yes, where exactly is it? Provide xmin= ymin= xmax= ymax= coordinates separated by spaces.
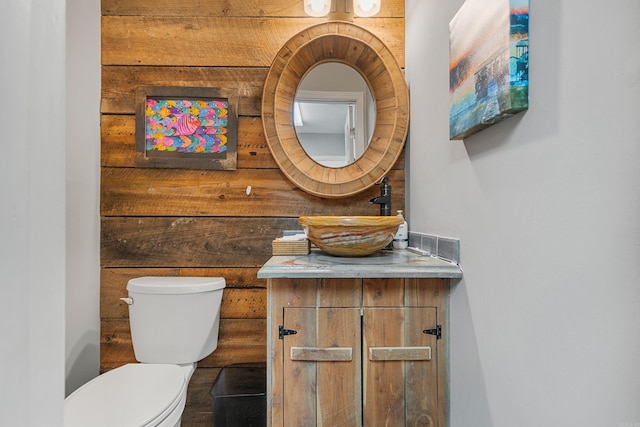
xmin=449 ymin=0 xmax=529 ymax=140
xmin=135 ymin=86 xmax=238 ymax=170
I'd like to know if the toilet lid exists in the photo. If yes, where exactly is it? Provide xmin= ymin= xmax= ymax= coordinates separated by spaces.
xmin=127 ymin=276 xmax=225 ymax=294
xmin=64 ymin=364 xmax=186 ymax=427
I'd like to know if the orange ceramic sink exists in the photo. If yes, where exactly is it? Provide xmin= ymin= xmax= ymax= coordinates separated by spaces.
xmin=298 ymin=216 xmax=403 ymax=257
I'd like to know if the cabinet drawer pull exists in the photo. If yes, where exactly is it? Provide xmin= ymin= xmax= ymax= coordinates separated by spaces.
xmin=368 ymin=346 xmax=432 ymax=361
xmin=290 ymin=347 xmax=353 ymax=361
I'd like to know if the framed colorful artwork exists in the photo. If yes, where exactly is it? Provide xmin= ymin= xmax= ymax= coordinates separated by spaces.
xmin=135 ymin=86 xmax=238 ymax=169
xmin=449 ymin=0 xmax=529 ymax=140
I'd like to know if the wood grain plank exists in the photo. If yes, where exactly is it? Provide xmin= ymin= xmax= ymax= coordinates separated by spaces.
xmin=316 ymin=308 xmax=362 ymax=427
xmin=199 ymin=318 xmax=267 ymax=368
xmin=100 ymin=318 xmax=136 ymax=371
xmin=218 ymin=287 xmax=267 ymax=319
xmin=290 ymin=346 xmax=352 ymax=361
xmin=369 ymin=346 xmax=431 ymax=361
xmin=102 ymin=0 xmax=405 ymax=18
xmin=101 ymin=217 xmax=300 ymax=267
xmin=101 ymin=167 xmax=405 ymax=217
xmin=363 ymin=307 xmax=405 ymax=426
xmin=404 ymin=277 xmax=449 ymax=307
xmin=101 ymin=66 xmax=265 ymax=116
xmin=318 ymin=278 xmax=362 ymax=308
xmin=363 ymin=277 xmax=405 ymax=307
xmin=405 ymin=279 xmax=450 ymax=426
xmin=405 ymin=307 xmax=438 ymax=426
xmin=282 ymin=307 xmax=317 ymax=426
xmin=101 ymin=115 xmax=134 ymax=166
xmin=102 ymin=17 xmax=405 ymax=68
xmin=236 ymin=117 xmax=279 ymax=169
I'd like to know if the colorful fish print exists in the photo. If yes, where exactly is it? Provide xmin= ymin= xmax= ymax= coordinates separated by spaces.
xmin=145 ymin=97 xmax=229 ymax=154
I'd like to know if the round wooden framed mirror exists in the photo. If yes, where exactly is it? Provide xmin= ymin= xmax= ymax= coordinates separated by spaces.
xmin=262 ymin=22 xmax=409 ymax=198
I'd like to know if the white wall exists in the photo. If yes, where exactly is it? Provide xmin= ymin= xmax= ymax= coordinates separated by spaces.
xmin=0 ymin=0 xmax=100 ymax=423
xmin=406 ymin=0 xmax=640 ymax=426
xmin=0 ymin=1 xmax=67 ymax=425
xmin=65 ymin=0 xmax=101 ymax=395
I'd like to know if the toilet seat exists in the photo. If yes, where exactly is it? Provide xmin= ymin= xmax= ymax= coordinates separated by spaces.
xmin=64 ymin=363 xmax=187 ymax=427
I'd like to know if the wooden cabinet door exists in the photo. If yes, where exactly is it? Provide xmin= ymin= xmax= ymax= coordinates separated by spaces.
xmin=282 ymin=307 xmax=362 ymax=427
xmin=363 ymin=307 xmax=438 ymax=426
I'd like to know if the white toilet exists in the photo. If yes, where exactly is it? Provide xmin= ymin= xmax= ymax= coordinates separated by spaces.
xmin=64 ymin=276 xmax=226 ymax=427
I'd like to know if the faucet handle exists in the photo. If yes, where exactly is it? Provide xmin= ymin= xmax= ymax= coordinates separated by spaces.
xmin=376 ymin=176 xmax=388 ymax=185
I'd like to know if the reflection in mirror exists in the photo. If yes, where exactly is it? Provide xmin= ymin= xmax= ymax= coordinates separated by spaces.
xmin=294 ymin=63 xmax=376 ymax=167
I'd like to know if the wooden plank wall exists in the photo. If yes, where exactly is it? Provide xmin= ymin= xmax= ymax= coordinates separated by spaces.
xmin=100 ymin=1 xmax=405 ymax=425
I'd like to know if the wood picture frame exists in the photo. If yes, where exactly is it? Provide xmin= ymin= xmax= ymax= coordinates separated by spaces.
xmin=135 ymin=86 xmax=238 ymax=170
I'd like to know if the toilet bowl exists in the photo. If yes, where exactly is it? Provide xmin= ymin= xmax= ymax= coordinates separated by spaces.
xmin=64 ymin=276 xmax=225 ymax=427
xmin=64 ymin=363 xmax=192 ymax=427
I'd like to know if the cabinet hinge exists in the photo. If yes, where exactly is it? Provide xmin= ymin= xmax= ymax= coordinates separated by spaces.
xmin=279 ymin=325 xmax=298 ymax=340
xmin=423 ymin=325 xmax=442 ymax=340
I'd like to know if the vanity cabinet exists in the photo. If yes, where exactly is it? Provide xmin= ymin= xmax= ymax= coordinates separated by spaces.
xmin=266 ymin=277 xmax=450 ymax=427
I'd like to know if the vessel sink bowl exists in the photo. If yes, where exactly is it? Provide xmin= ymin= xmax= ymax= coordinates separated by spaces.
xmin=298 ymin=216 xmax=403 ymax=257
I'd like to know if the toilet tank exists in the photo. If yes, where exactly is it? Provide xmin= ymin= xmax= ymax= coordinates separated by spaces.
xmin=126 ymin=276 xmax=226 ymax=364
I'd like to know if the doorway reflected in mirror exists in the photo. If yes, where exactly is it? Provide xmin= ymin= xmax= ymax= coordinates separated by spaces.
xmin=294 ymin=63 xmax=375 ymax=167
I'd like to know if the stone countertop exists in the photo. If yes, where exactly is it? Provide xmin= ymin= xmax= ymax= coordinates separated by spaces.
xmin=257 ymin=249 xmax=462 ymax=279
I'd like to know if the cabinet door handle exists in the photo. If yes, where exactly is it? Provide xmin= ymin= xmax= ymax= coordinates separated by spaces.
xmin=290 ymin=346 xmax=353 ymax=361
xmin=368 ymin=346 xmax=432 ymax=361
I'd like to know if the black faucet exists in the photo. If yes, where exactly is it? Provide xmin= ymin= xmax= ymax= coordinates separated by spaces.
xmin=369 ymin=177 xmax=391 ymax=216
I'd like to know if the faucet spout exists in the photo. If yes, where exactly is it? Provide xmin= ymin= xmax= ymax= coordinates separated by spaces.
xmin=369 ymin=177 xmax=391 ymax=216
xmin=369 ymin=195 xmax=390 ymax=204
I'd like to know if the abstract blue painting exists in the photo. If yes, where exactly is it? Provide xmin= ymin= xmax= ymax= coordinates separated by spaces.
xmin=449 ymin=0 xmax=529 ymax=140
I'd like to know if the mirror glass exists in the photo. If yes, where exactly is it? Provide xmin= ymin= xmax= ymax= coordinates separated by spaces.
xmin=294 ymin=63 xmax=376 ymax=167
